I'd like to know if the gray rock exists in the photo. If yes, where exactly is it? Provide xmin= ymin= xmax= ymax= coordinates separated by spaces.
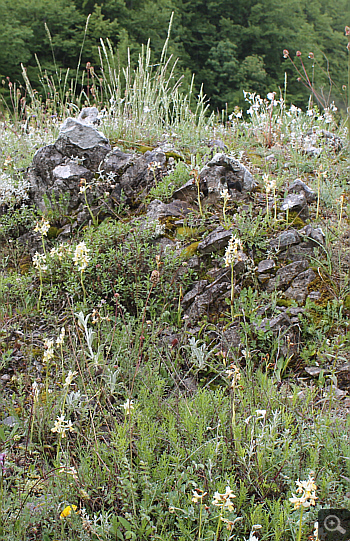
xmin=259 ymin=312 xmax=292 ymax=332
xmin=257 ymin=259 xmax=275 ymax=273
xmin=182 ymin=280 xmax=209 ymax=308
xmin=146 ymin=199 xmax=193 ymax=220
xmin=299 ymin=225 xmax=325 ymax=246
xmin=172 ymin=178 xmax=198 ymax=201
xmin=288 ymin=179 xmax=316 ymax=203
xmin=221 ymin=326 xmax=241 ymax=351
xmin=266 ymin=260 xmax=309 ymax=292
xmin=202 ymin=153 xmax=257 ymax=192
xmin=55 ymin=117 xmax=111 ymax=170
xmin=270 ymin=229 xmax=301 ymax=251
xmin=284 ymin=268 xmax=317 ymax=302
xmin=197 ymin=226 xmax=233 ymax=254
xmin=280 ymin=193 xmax=309 ymax=219
xmin=77 ymin=106 xmax=99 ymax=126
xmin=184 ymin=282 xmax=230 ymax=321
xmin=102 ymin=149 xmax=134 ymax=178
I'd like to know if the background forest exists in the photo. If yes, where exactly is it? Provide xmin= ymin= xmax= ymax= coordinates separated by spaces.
xmin=1 ymin=0 xmax=350 ymax=113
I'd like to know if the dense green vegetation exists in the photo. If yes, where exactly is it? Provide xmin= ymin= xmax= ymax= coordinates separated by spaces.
xmin=1 ymin=0 xmax=350 ymax=111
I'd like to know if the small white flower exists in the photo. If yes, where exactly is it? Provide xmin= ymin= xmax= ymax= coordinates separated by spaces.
xmin=51 ymin=415 xmax=74 ymax=438
xmin=73 ymin=242 xmax=90 ymax=272
xmin=255 ymin=409 xmax=267 ymax=420
xmin=56 ymin=328 xmax=65 ymax=346
xmin=121 ymin=399 xmax=134 ymax=414
xmin=34 ymin=218 xmax=50 ymax=236
xmin=143 ymin=106 xmax=151 ymax=113
xmin=63 ymin=370 xmax=78 ymax=388
xmin=32 ymin=252 xmax=48 ymax=272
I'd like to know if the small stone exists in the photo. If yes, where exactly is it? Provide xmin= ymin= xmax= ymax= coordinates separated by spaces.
xmin=266 ymin=260 xmax=309 ymax=292
xmin=270 ymin=229 xmax=301 ymax=251
xmin=280 ymin=193 xmax=309 ymax=219
xmin=257 ymin=259 xmax=275 ymax=273
xmin=197 ymin=226 xmax=233 ymax=254
xmin=288 ymin=179 xmax=316 ymax=203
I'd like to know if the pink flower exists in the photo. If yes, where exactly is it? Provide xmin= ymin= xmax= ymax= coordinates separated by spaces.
xmin=308 ymin=52 xmax=314 ymax=59
xmin=283 ymin=49 xmax=289 ymax=58
xmin=345 ymin=26 xmax=350 ymax=36
xmin=296 ymin=51 xmax=302 ymax=57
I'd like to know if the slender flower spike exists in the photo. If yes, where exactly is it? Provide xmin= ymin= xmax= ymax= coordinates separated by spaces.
xmin=56 ymin=328 xmax=65 ymax=346
xmin=224 ymin=235 xmax=243 ymax=267
xmin=212 ymin=486 xmax=236 ymax=511
xmin=121 ymin=399 xmax=134 ymax=415
xmin=32 ymin=252 xmax=48 ymax=272
xmin=191 ymin=489 xmax=208 ymax=503
xmin=289 ymin=475 xmax=318 ymax=509
xmin=73 ymin=242 xmax=90 ymax=272
xmin=51 ymin=415 xmax=74 ymax=438
xmin=60 ymin=504 xmax=78 ymax=519
xmin=63 ymin=370 xmax=78 ymax=388
xmin=0 ymin=452 xmax=6 ymax=473
xmin=34 ymin=218 xmax=50 ymax=236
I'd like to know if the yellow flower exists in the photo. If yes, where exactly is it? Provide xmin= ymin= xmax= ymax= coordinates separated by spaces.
xmin=191 ymin=489 xmax=207 ymax=503
xmin=60 ymin=504 xmax=77 ymax=519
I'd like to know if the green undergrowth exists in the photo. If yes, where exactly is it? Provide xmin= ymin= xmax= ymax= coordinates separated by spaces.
xmin=1 ymin=31 xmax=350 ymax=541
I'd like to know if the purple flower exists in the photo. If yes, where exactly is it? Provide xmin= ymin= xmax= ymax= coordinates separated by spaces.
xmin=0 ymin=452 xmax=6 ymax=473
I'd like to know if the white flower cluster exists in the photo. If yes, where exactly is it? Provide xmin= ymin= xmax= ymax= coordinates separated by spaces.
xmin=212 ymin=486 xmax=236 ymax=511
xmin=51 ymin=415 xmax=74 ymax=438
xmin=0 ymin=172 xmax=30 ymax=205
xmin=289 ymin=474 xmax=318 ymax=509
xmin=224 ymin=235 xmax=243 ymax=267
xmin=32 ymin=252 xmax=48 ymax=272
xmin=73 ymin=242 xmax=90 ymax=271
xmin=34 ymin=218 xmax=50 ymax=236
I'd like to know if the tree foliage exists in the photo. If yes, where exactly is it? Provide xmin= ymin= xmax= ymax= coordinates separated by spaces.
xmin=0 ymin=0 xmax=350 ymax=111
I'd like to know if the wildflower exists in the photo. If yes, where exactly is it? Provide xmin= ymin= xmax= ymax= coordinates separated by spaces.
xmin=56 ymin=327 xmax=65 ymax=346
xmin=32 ymin=252 xmax=48 ymax=272
xmin=121 ymin=399 xmax=134 ymax=414
xmin=58 ymin=466 xmax=78 ymax=480
xmin=147 ymin=161 xmax=162 ymax=172
xmin=212 ymin=486 xmax=236 ymax=511
xmin=73 ymin=242 xmax=90 ymax=272
xmin=32 ymin=381 xmax=40 ymax=403
xmin=308 ymin=52 xmax=314 ymax=59
xmin=345 ymin=26 xmax=350 ymax=36
xmin=255 ymin=409 xmax=267 ymax=420
xmin=224 ymin=235 xmax=243 ymax=267
xmin=283 ymin=49 xmax=289 ymax=58
xmin=43 ymin=339 xmax=54 ymax=364
xmin=226 ymin=364 xmax=241 ymax=388
xmin=191 ymin=489 xmax=207 ymax=503
xmin=296 ymin=51 xmax=302 ymax=57
xmin=267 ymin=92 xmax=275 ymax=101
xmin=60 ymin=504 xmax=78 ymax=519
xmin=0 ymin=452 xmax=6 ymax=473
xmin=34 ymin=217 xmax=50 ymax=236
xmin=51 ymin=415 xmax=74 ymax=438
xmin=63 ymin=370 xmax=78 ymax=388
xmin=143 ymin=105 xmax=151 ymax=113
xmin=289 ymin=474 xmax=318 ymax=509
xmin=150 ymin=270 xmax=160 ymax=285
xmin=220 ymin=188 xmax=231 ymax=200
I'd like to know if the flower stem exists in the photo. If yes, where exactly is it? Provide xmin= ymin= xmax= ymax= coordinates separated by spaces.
xmin=297 ymin=506 xmax=304 ymax=541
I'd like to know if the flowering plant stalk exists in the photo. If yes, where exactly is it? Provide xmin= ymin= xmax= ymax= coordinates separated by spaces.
xmin=289 ymin=474 xmax=318 ymax=541
xmin=80 ymin=178 xmax=99 ymax=226
xmin=224 ymin=235 xmax=243 ymax=322
xmin=346 ymin=27 xmax=350 ymax=139
xmin=73 ymin=241 xmax=90 ymax=304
